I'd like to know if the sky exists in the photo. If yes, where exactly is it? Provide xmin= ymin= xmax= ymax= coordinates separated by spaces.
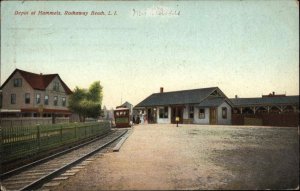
xmin=1 ymin=0 xmax=299 ymax=109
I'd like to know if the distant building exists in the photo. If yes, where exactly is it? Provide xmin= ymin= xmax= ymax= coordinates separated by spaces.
xmin=0 ymin=69 xmax=72 ymax=118
xmin=262 ymin=91 xmax=287 ymax=98
xmin=108 ymin=108 xmax=114 ymax=120
xmin=102 ymin=105 xmax=108 ymax=119
xmin=134 ymin=87 xmax=233 ymax=125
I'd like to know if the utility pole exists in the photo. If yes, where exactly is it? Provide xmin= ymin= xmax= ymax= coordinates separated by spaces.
xmin=0 ymin=61 xmax=1 ymax=86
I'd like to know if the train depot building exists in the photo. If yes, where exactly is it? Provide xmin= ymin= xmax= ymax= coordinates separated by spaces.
xmin=134 ymin=87 xmax=299 ymax=127
xmin=134 ymin=87 xmax=233 ymax=125
xmin=0 ymin=68 xmax=72 ymax=118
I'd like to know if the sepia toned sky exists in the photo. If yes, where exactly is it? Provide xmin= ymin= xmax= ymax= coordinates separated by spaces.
xmin=1 ymin=0 xmax=299 ymax=109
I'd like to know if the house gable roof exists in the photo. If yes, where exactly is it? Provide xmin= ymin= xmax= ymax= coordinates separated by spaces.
xmin=229 ymin=96 xmax=299 ymax=107
xmin=135 ymin=87 xmax=231 ymax=108
xmin=198 ymin=97 xmax=226 ymax=107
xmin=0 ymin=69 xmax=72 ymax=94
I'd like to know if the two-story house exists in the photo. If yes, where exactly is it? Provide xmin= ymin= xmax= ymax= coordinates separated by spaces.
xmin=0 ymin=69 xmax=72 ymax=118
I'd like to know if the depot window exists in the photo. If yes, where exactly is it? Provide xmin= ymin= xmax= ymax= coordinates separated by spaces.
xmin=199 ymin=108 xmax=205 ymax=119
xmin=159 ymin=107 xmax=168 ymax=118
xmin=189 ymin=106 xmax=194 ymax=119
xmin=222 ymin=107 xmax=227 ymax=119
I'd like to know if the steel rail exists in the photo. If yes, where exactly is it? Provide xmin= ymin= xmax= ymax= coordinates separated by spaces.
xmin=20 ymin=129 xmax=128 ymax=191
xmin=1 ymin=130 xmax=113 ymax=180
xmin=1 ymin=129 xmax=128 ymax=191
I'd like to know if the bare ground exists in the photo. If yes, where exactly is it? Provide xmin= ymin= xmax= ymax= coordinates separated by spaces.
xmin=54 ymin=124 xmax=299 ymax=190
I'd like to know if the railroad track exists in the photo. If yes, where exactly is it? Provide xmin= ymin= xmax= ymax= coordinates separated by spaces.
xmin=1 ymin=129 xmax=129 ymax=191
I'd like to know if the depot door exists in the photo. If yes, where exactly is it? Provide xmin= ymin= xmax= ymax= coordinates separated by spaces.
xmin=147 ymin=108 xmax=157 ymax=123
xmin=209 ymin=108 xmax=217 ymax=125
xmin=171 ymin=106 xmax=183 ymax=124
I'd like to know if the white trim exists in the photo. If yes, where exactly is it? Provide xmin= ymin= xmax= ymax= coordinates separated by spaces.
xmin=156 ymin=106 xmax=171 ymax=123
xmin=0 ymin=109 xmax=21 ymax=113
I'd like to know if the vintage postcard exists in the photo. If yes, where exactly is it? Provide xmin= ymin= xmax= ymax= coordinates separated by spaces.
xmin=0 ymin=1 xmax=299 ymax=190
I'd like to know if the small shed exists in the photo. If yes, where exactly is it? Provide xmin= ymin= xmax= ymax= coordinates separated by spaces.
xmin=113 ymin=107 xmax=131 ymax=128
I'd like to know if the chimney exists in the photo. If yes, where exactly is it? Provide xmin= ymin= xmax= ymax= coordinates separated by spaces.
xmin=160 ymin=87 xmax=164 ymax=93
xmin=272 ymin=91 xmax=275 ymax=96
xmin=235 ymin=95 xmax=238 ymax=99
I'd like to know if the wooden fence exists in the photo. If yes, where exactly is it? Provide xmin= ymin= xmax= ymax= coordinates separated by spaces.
xmin=232 ymin=113 xmax=299 ymax=127
xmin=0 ymin=121 xmax=111 ymax=164
xmin=0 ymin=117 xmax=70 ymax=128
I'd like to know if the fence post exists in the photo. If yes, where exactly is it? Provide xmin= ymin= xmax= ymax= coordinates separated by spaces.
xmin=74 ymin=124 xmax=77 ymax=140
xmin=52 ymin=114 xmax=56 ymax=124
xmin=60 ymin=125 xmax=63 ymax=143
xmin=0 ymin=125 xmax=3 ymax=175
xmin=37 ymin=124 xmax=40 ymax=151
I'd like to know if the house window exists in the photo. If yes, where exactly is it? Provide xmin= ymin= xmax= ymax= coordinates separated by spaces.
xmin=11 ymin=94 xmax=16 ymax=104
xmin=189 ymin=106 xmax=194 ymax=119
xmin=199 ymin=108 xmax=205 ymax=119
xmin=54 ymin=96 xmax=58 ymax=106
xmin=13 ymin=78 xmax=22 ymax=87
xmin=62 ymin=97 xmax=66 ymax=106
xmin=159 ymin=107 xmax=168 ymax=118
xmin=36 ymin=94 xmax=41 ymax=104
xmin=53 ymin=82 xmax=60 ymax=91
xmin=222 ymin=107 xmax=227 ymax=119
xmin=44 ymin=95 xmax=49 ymax=105
xmin=25 ymin=93 xmax=30 ymax=104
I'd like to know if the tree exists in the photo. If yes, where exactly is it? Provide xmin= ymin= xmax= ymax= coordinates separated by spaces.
xmin=87 ymin=81 xmax=103 ymax=103
xmin=68 ymin=81 xmax=103 ymax=122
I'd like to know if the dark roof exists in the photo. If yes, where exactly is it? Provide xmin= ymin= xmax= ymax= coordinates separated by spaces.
xmin=0 ymin=69 xmax=72 ymax=94
xmin=198 ymin=97 xmax=226 ymax=107
xmin=135 ymin=87 xmax=225 ymax=107
xmin=120 ymin=101 xmax=133 ymax=107
xmin=230 ymin=96 xmax=299 ymax=106
xmin=114 ymin=107 xmax=130 ymax=111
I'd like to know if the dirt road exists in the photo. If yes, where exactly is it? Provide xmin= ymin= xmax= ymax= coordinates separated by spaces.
xmin=55 ymin=124 xmax=299 ymax=190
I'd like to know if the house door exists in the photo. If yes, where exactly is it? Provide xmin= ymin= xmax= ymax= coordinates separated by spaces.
xmin=209 ymin=108 xmax=217 ymax=125
xmin=171 ymin=106 xmax=183 ymax=124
